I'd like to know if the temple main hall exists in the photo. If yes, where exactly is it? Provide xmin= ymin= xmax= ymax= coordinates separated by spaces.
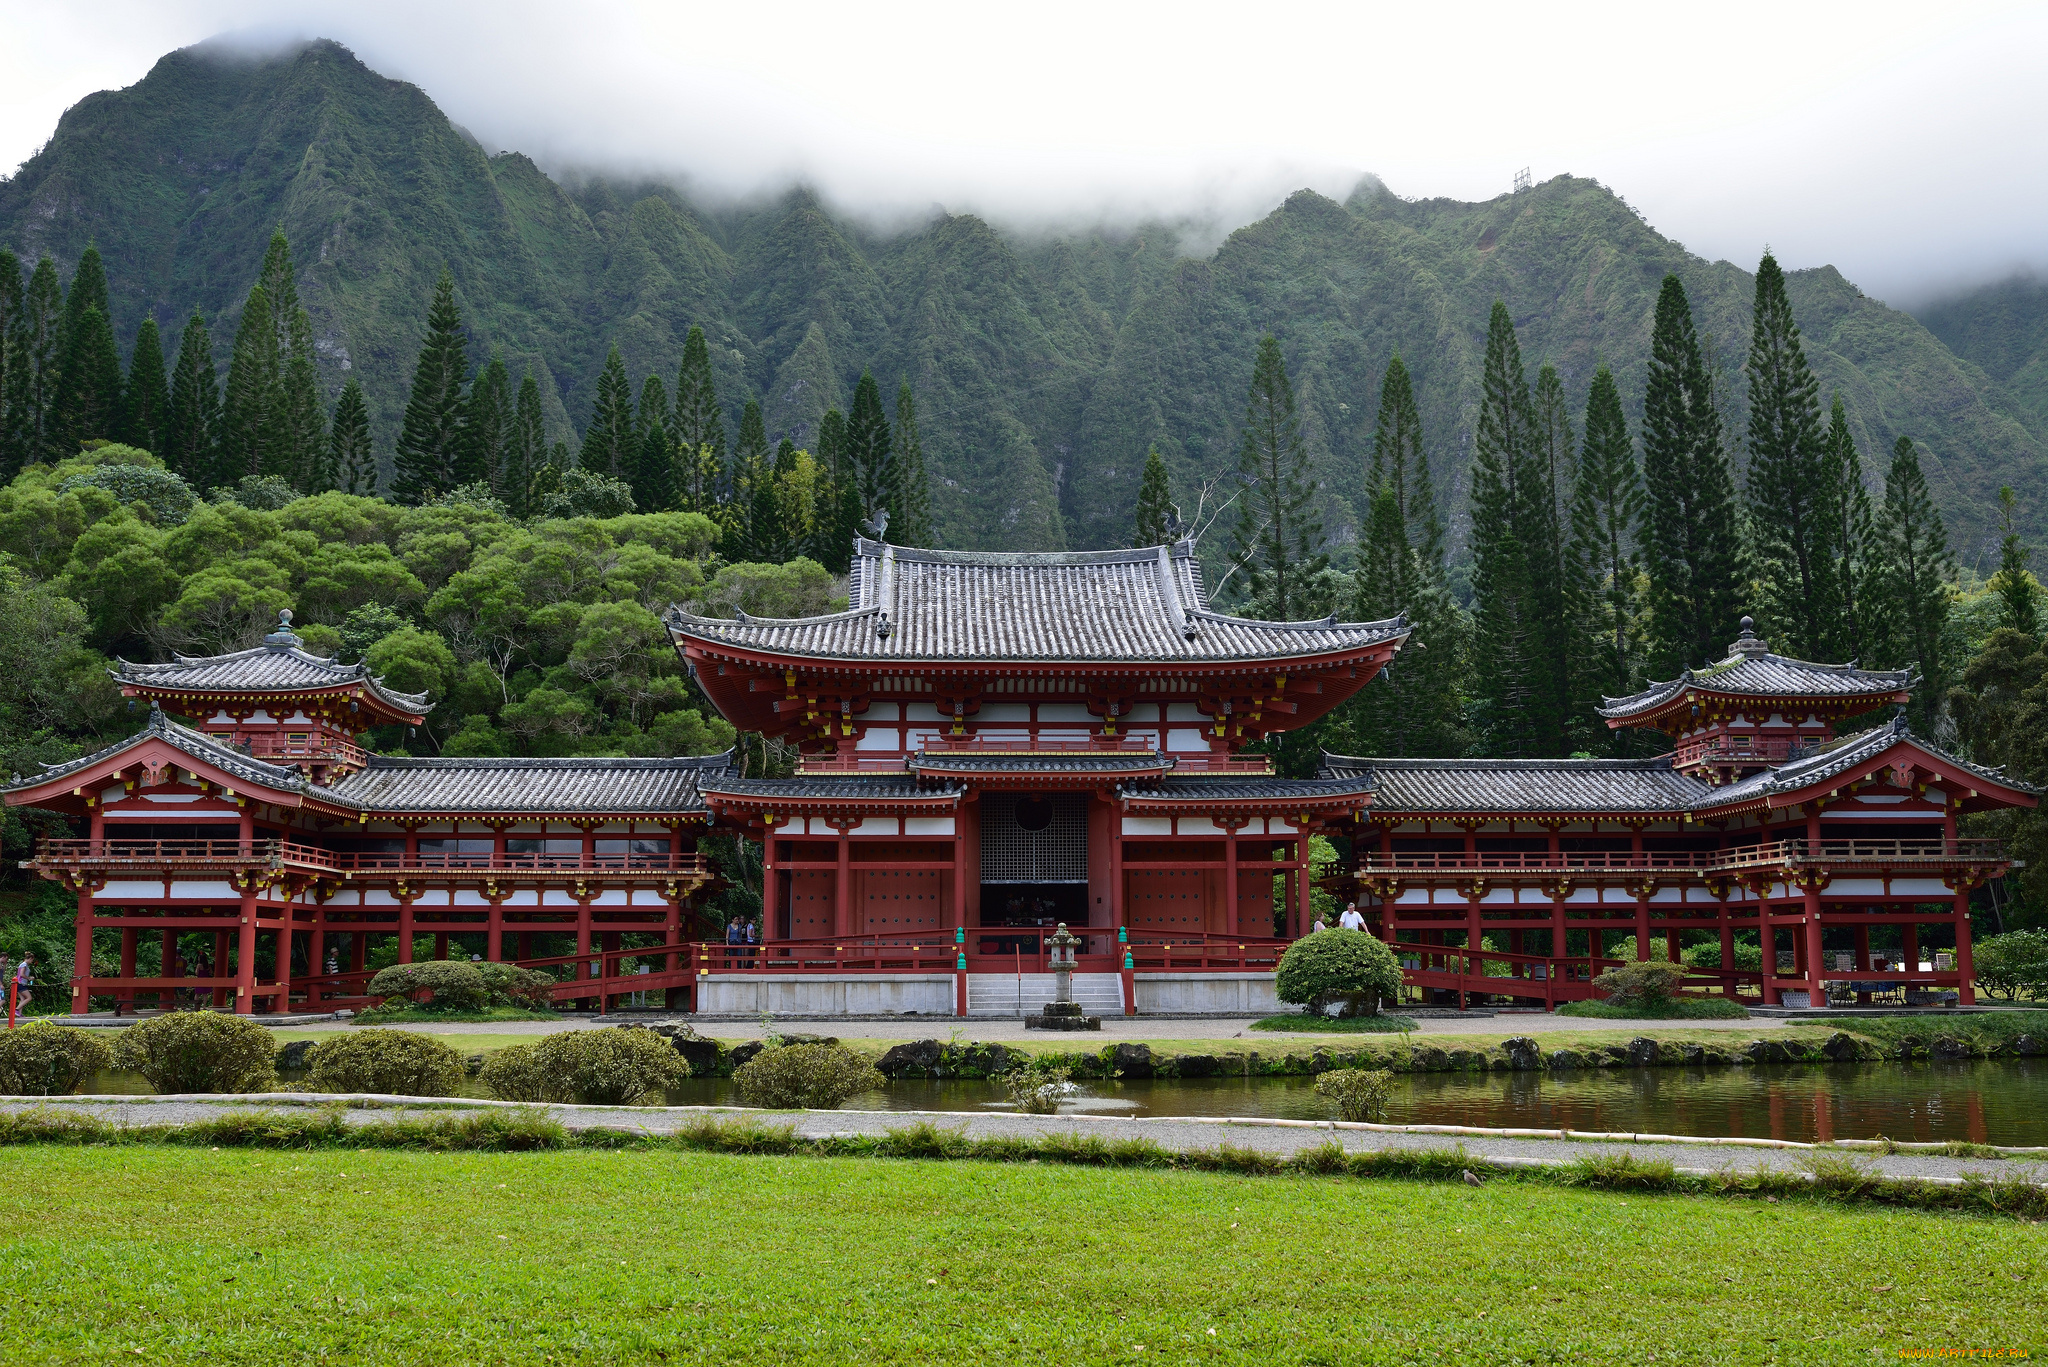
xmin=7 ymin=538 xmax=2033 ymax=1016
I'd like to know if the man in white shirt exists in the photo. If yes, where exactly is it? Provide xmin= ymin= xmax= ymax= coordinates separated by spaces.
xmin=1337 ymin=903 xmax=1367 ymax=932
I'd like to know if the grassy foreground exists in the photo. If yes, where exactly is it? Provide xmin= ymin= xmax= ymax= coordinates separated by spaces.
xmin=5 ymin=1141 xmax=2043 ymax=1367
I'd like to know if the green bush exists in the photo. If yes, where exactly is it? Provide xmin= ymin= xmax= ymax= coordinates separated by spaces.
xmin=1314 ymin=1067 xmax=1395 ymax=1122
xmin=475 ymin=961 xmax=557 ymax=1009
xmin=999 ymin=1060 xmax=1072 ymax=1115
xmin=732 ymin=1043 xmax=886 ymax=1110
xmin=1680 ymin=940 xmax=1765 ymax=972
xmin=480 ymin=1028 xmax=687 ymax=1105
xmin=1275 ymin=930 xmax=1403 ymax=1014
xmin=1556 ymin=996 xmax=1749 ymax=1020
xmin=1591 ymin=960 xmax=1688 ymax=1007
xmin=1972 ymin=930 xmax=2048 ymax=1001
xmin=114 ymin=1012 xmax=276 ymax=1093
xmin=0 ymin=1021 xmax=113 ymax=1094
xmin=365 ymin=961 xmax=488 ymax=1012
xmin=306 ymin=1029 xmax=467 ymax=1096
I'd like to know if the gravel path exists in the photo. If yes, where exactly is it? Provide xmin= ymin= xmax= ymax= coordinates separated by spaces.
xmin=9 ymin=1095 xmax=2037 ymax=1188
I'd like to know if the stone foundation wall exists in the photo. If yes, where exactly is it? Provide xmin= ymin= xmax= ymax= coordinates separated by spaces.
xmin=1133 ymin=972 xmax=1278 ymax=1015
xmin=697 ymin=974 xmax=955 ymax=1017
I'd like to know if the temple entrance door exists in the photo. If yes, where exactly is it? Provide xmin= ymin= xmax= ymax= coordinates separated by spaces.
xmin=977 ymin=791 xmax=1090 ymax=954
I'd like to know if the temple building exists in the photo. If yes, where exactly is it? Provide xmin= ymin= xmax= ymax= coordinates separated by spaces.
xmin=5 ymin=542 xmax=2032 ymax=1017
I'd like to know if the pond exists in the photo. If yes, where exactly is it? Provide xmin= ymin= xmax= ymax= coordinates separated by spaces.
xmin=77 ymin=1058 xmax=2048 ymax=1147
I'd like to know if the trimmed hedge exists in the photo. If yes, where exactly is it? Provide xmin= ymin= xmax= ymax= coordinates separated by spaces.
xmin=114 ymin=1012 xmax=276 ymax=1093
xmin=365 ymin=961 xmax=489 ymax=1011
xmin=733 ymin=1043 xmax=886 ymax=1109
xmin=0 ymin=1021 xmax=112 ymax=1095
xmin=480 ymin=1027 xmax=687 ymax=1105
xmin=306 ymin=1030 xmax=467 ymax=1096
xmin=1275 ymin=930 xmax=1403 ymax=1013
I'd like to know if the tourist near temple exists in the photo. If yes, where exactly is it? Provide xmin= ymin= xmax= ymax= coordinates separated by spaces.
xmin=5 ymin=537 xmax=2034 ymax=1018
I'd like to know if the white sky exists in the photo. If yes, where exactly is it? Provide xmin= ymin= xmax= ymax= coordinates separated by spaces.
xmin=3 ymin=0 xmax=2045 ymax=305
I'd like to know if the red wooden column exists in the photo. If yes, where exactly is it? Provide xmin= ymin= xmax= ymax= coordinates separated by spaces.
xmin=397 ymin=896 xmax=416 ymax=965
xmin=1631 ymin=828 xmax=1650 ymax=960
xmin=951 ymin=814 xmax=967 ymax=935
xmin=161 ymin=927 xmax=177 ymax=1010
xmin=487 ymin=825 xmax=507 ymax=962
xmin=1294 ymin=826 xmax=1314 ymax=939
xmin=1109 ymin=809 xmax=1126 ymax=938
xmin=834 ymin=821 xmax=853 ymax=939
xmin=72 ymin=888 xmax=94 ymax=1015
xmin=1224 ymin=818 xmax=1243 ymax=938
xmin=118 ymin=929 xmax=137 ymax=1014
xmin=234 ymin=887 xmax=258 ymax=1015
xmin=1803 ymin=809 xmax=1829 ymax=1008
xmin=760 ymin=821 xmax=778 ymax=945
xmin=1946 ymin=800 xmax=1976 ymax=1005
xmin=307 ymin=914 xmax=326 ymax=1009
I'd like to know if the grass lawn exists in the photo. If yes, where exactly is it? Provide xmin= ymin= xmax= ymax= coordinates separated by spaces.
xmin=1247 ymin=1013 xmax=1419 ymax=1033
xmin=1556 ymin=998 xmax=1752 ymax=1020
xmin=3 ymin=1146 xmax=2039 ymax=1365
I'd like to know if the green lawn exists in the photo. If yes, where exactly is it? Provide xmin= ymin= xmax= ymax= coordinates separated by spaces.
xmin=3 ymin=1146 xmax=2040 ymax=1364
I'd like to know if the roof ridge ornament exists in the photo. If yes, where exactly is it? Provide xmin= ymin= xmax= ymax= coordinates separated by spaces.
xmin=1728 ymin=615 xmax=1769 ymax=659
xmin=264 ymin=608 xmax=303 ymax=651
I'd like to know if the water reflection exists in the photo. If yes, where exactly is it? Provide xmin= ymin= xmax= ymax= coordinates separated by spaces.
xmin=71 ymin=1058 xmax=2044 ymax=1147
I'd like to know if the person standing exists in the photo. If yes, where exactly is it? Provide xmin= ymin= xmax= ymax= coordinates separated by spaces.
xmin=12 ymin=953 xmax=34 ymax=1016
xmin=1338 ymin=903 xmax=1367 ymax=932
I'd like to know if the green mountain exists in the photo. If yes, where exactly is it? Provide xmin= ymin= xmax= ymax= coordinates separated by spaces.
xmin=4 ymin=37 xmax=2041 ymax=558
xmin=1916 ymin=274 xmax=2048 ymax=448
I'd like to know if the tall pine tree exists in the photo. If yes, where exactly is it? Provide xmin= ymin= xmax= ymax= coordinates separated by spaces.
xmin=1569 ymin=365 xmax=1644 ymax=713
xmin=1823 ymin=394 xmax=1877 ymax=661
xmin=121 ymin=316 xmax=170 ymax=455
xmin=164 ymin=311 xmax=220 ymax=486
xmin=53 ymin=245 xmax=124 ymax=453
xmin=1369 ymin=353 xmax=1445 ymax=568
xmin=1133 ymin=447 xmax=1175 ymax=545
xmin=1225 ymin=335 xmax=1326 ymax=620
xmin=507 ymin=373 xmax=546 ymax=518
xmin=1745 ymin=251 xmax=1839 ymax=657
xmin=219 ymin=282 xmax=280 ymax=483
xmin=631 ymin=373 xmax=674 ymax=512
xmin=579 ymin=346 xmax=635 ymax=479
xmin=392 ymin=271 xmax=470 ymax=503
xmin=845 ymin=370 xmax=893 ymax=526
xmin=1640 ymin=274 xmax=1744 ymax=675
xmin=1988 ymin=487 xmax=2039 ymax=640
xmin=0 ymin=249 xmax=24 ymax=477
xmin=730 ymin=398 xmax=772 ymax=552
xmin=1528 ymin=362 xmax=1588 ymax=745
xmin=330 ymin=377 xmax=375 ymax=496
xmin=20 ymin=257 xmax=62 ymax=464
xmin=1871 ymin=437 xmax=1957 ymax=720
xmin=458 ymin=353 xmax=512 ymax=494
xmin=814 ymin=407 xmax=861 ymax=571
xmin=1468 ymin=302 xmax=1549 ymax=755
xmin=671 ymin=325 xmax=725 ymax=515
xmin=890 ymin=380 xmax=933 ymax=546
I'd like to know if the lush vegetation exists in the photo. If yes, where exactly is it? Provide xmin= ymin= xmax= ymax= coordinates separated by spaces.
xmin=1313 ymin=1066 xmax=1395 ymax=1121
xmin=1274 ymin=929 xmax=1404 ymax=1014
xmin=1968 ymin=929 xmax=2048 ymax=1000
xmin=112 ymin=1011 xmax=276 ymax=1093
xmin=303 ymin=1029 xmax=468 ymax=1096
xmin=732 ymin=1042 xmax=887 ymax=1109
xmin=1249 ymin=1012 xmax=1418 ymax=1033
xmin=0 ymin=1020 xmax=110 ymax=1093
xmin=478 ymin=1026 xmax=688 ymax=1105
xmin=1557 ymin=997 xmax=1752 ymax=1021
xmin=0 ymin=1133 xmax=2041 ymax=1363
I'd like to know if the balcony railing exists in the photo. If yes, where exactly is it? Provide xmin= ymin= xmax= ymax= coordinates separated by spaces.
xmin=241 ymin=732 xmax=367 ymax=769
xmin=1671 ymin=734 xmax=1817 ymax=768
xmin=1356 ymin=838 xmax=2006 ymax=879
xmin=26 ymin=838 xmax=710 ymax=879
xmin=795 ymin=739 xmax=1269 ymax=776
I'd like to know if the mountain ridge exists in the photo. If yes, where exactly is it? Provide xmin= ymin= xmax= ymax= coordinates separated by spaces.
xmin=2 ymin=37 xmax=2040 ymax=557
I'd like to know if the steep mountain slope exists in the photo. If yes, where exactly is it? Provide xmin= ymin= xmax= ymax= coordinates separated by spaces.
xmin=1916 ymin=274 xmax=2048 ymax=441
xmin=2 ymin=37 xmax=2038 ymax=559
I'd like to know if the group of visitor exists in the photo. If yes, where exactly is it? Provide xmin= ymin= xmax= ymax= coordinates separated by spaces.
xmin=1310 ymin=904 xmax=1370 ymax=934
xmin=723 ymin=919 xmax=758 ymax=963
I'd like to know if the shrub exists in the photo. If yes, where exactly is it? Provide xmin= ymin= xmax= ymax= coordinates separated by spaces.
xmin=58 ymin=460 xmax=199 ymax=526
xmin=480 ymin=1028 xmax=687 ymax=1105
xmin=476 ymin=961 xmax=557 ymax=1009
xmin=1314 ymin=1067 xmax=1395 ymax=1122
xmin=365 ymin=961 xmax=488 ymax=1012
xmin=732 ymin=1043 xmax=886 ymax=1109
xmin=306 ymin=1030 xmax=467 ymax=1096
xmin=1972 ymin=930 xmax=2048 ymax=1001
xmin=1681 ymin=939 xmax=1765 ymax=972
xmin=1000 ymin=1060 xmax=1073 ymax=1115
xmin=1591 ymin=960 xmax=1688 ymax=1007
xmin=1275 ymin=930 xmax=1403 ymax=1014
xmin=114 ymin=1012 xmax=276 ymax=1093
xmin=0 ymin=1021 xmax=113 ymax=1095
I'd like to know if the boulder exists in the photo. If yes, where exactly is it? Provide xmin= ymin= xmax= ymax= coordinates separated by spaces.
xmin=2012 ymin=1034 xmax=2041 ymax=1057
xmin=1929 ymin=1035 xmax=1975 ymax=1061
xmin=1447 ymin=1048 xmax=1489 ymax=1071
xmin=876 ymin=1039 xmax=945 ymax=1078
xmin=1172 ymin=1054 xmax=1218 ymax=1078
xmin=277 ymin=1039 xmax=315 ymax=1071
xmin=1819 ymin=1031 xmax=1865 ymax=1063
xmin=667 ymin=1027 xmax=724 ymax=1077
xmin=1501 ymin=1036 xmax=1542 ymax=1071
xmin=727 ymin=1040 xmax=766 ymax=1069
xmin=1625 ymin=1037 xmax=1661 ymax=1067
xmin=465 ymin=1053 xmax=485 ymax=1078
xmin=1680 ymin=1044 xmax=1706 ymax=1065
xmin=1407 ymin=1046 xmax=1450 ymax=1072
xmin=1111 ymin=1043 xmax=1155 ymax=1079
xmin=1547 ymin=1049 xmax=1588 ymax=1070
xmin=778 ymin=1032 xmax=837 ymax=1047
xmin=1744 ymin=1039 xmax=1796 ymax=1064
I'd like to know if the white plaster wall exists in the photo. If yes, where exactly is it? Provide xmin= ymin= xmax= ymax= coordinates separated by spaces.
xmin=904 ymin=817 xmax=955 ymax=836
xmin=1123 ymin=817 xmax=1171 ymax=835
xmin=858 ymin=728 xmax=901 ymax=751
xmin=852 ymin=817 xmax=898 ymax=836
xmin=697 ymin=974 xmax=954 ymax=1016
xmin=1134 ymin=973 xmax=1279 ymax=1015
xmin=1167 ymin=728 xmax=1209 ymax=751
xmin=1177 ymin=817 xmax=1221 ymax=835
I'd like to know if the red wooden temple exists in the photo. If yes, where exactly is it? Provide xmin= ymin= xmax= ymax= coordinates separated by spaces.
xmin=6 ymin=542 xmax=2033 ymax=1017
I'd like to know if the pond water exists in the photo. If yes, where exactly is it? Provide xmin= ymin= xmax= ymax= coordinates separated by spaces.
xmin=76 ymin=1059 xmax=2047 ymax=1147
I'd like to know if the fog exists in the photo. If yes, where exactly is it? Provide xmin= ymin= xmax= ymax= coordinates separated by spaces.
xmin=6 ymin=0 xmax=2046 ymax=306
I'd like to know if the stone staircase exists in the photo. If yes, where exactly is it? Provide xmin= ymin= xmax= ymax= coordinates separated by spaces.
xmin=965 ymin=972 xmax=1123 ymax=1018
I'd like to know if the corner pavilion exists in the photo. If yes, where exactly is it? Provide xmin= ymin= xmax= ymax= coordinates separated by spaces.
xmin=7 ymin=540 xmax=2032 ymax=1017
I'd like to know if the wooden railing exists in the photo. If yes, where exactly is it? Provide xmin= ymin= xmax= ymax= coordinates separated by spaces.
xmin=1358 ymin=838 xmax=2005 ymax=878
xmin=242 ymin=732 xmax=367 ymax=768
xmin=1672 ymin=735 xmax=1814 ymax=767
xmin=27 ymin=839 xmax=710 ymax=879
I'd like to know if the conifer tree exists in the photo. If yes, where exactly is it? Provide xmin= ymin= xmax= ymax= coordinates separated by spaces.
xmin=1640 ymin=274 xmax=1745 ymax=675
xmin=1745 ymin=251 xmax=1838 ymax=657
xmin=392 ymin=271 xmax=470 ymax=503
xmin=745 ymin=430 xmax=790 ymax=562
xmin=579 ymin=346 xmax=635 ymax=479
xmin=164 ymin=311 xmax=220 ymax=485
xmin=1369 ymin=353 xmax=1444 ymax=568
xmin=630 ymin=373 xmax=673 ymax=512
xmin=0 ymin=250 xmax=23 ymax=477
xmin=671 ymin=325 xmax=725 ymax=515
xmin=54 ymin=246 xmax=124 ymax=451
xmin=1133 ymin=447 xmax=1175 ymax=545
xmin=846 ymin=370 xmax=893 ymax=524
xmin=277 ymin=306 xmax=327 ymax=488
xmin=1988 ymin=486 xmax=2037 ymax=641
xmin=19 ymin=256 xmax=62 ymax=464
xmin=1528 ymin=362 xmax=1587 ymax=742
xmin=1226 ymin=334 xmax=1326 ymax=621
xmin=458 ymin=353 xmax=512 ymax=493
xmin=814 ymin=407 xmax=859 ymax=572
xmin=1468 ymin=302 xmax=1549 ymax=755
xmin=1872 ymin=437 xmax=1958 ymax=716
xmin=507 ymin=373 xmax=546 ymax=518
xmin=731 ymin=398 xmax=772 ymax=551
xmin=329 ymin=378 xmax=376 ymax=496
xmin=219 ymin=282 xmax=280 ymax=483
xmin=121 ymin=316 xmax=171 ymax=455
xmin=1822 ymin=394 xmax=1877 ymax=661
xmin=1569 ymin=365 xmax=1644 ymax=708
xmin=890 ymin=380 xmax=933 ymax=546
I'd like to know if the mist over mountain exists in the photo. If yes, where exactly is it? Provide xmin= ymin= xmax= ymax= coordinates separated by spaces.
xmin=2 ymin=38 xmax=2041 ymax=559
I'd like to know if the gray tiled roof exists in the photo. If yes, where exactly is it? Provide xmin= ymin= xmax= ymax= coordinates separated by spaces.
xmin=698 ymin=774 xmax=964 ymax=802
xmin=912 ymin=752 xmax=1169 ymax=776
xmin=669 ymin=538 xmax=1409 ymax=664
xmin=7 ymin=707 xmax=325 ymax=795
xmin=1599 ymin=652 xmax=1913 ymax=720
xmin=1692 ymin=718 xmax=2037 ymax=809
xmin=1121 ymin=775 xmax=1375 ymax=803
xmin=329 ymin=754 xmax=734 ymax=814
xmin=115 ymin=643 xmax=432 ymax=715
xmin=1320 ymin=754 xmax=1707 ymax=813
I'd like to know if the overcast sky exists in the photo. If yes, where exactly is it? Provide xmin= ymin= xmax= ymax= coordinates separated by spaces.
xmin=4 ymin=0 xmax=2044 ymax=306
